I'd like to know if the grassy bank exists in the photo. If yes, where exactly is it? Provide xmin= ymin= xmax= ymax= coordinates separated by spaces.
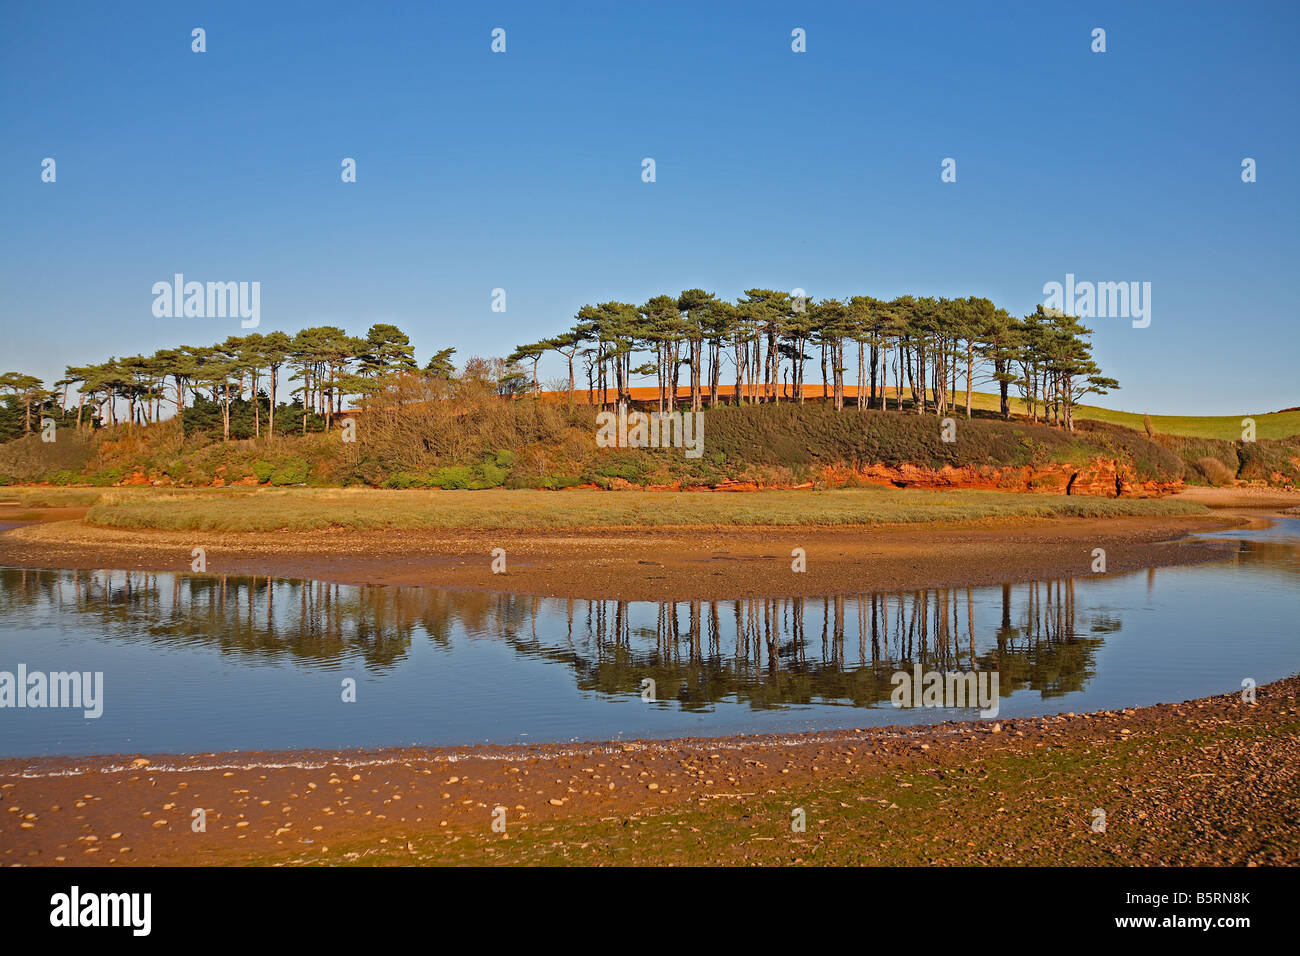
xmin=76 ymin=485 xmax=1206 ymax=533
xmin=3 ymin=399 xmax=1295 ymax=492
xmin=0 ymin=487 xmax=117 ymax=508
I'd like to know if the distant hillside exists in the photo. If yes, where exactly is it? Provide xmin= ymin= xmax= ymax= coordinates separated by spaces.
xmin=965 ymin=394 xmax=1300 ymax=442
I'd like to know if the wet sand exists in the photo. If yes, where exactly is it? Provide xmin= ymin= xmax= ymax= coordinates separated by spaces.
xmin=3 ymin=674 xmax=1296 ymax=866
xmin=1172 ymin=485 xmax=1300 ymax=512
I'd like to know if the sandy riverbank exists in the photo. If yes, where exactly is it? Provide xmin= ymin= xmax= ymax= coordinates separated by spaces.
xmin=2 ymin=674 xmax=1295 ymax=866
xmin=0 ymin=512 xmax=1245 ymax=600
xmin=1171 ymin=486 xmax=1300 ymax=511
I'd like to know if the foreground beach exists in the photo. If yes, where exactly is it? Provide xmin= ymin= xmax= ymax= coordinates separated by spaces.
xmin=2 ymin=673 xmax=1296 ymax=867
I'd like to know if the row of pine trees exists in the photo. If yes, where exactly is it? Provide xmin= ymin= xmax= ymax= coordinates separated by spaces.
xmin=511 ymin=292 xmax=1117 ymax=431
xmin=1 ymin=291 xmax=1117 ymax=443
xmin=1 ymin=324 xmax=440 ymax=440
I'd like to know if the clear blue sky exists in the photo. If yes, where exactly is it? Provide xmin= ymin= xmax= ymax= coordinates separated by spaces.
xmin=2 ymin=0 xmax=1296 ymax=415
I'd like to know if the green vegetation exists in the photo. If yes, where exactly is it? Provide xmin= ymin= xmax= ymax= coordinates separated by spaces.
xmin=80 ymin=486 xmax=1203 ymax=533
xmin=1155 ymin=430 xmax=1300 ymax=487
xmin=0 ymin=420 xmax=341 ymax=488
xmin=3 ymin=396 xmax=1296 ymax=492
xmin=703 ymin=405 xmax=1188 ymax=476
xmin=0 ymin=487 xmax=117 ymax=508
xmin=963 ymin=392 xmax=1300 ymax=441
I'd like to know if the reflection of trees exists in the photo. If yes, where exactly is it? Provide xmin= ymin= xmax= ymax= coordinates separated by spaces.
xmin=0 ymin=568 xmax=1116 ymax=706
xmin=0 ymin=568 xmax=554 ymax=673
xmin=0 ymin=568 xmax=417 ymax=671
xmin=1218 ymin=537 xmax=1300 ymax=579
xmin=497 ymin=584 xmax=1108 ymax=711
xmin=986 ymin=579 xmax=1102 ymax=700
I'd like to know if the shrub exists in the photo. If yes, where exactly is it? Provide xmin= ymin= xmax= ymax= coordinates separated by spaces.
xmin=270 ymin=459 xmax=310 ymax=485
xmin=592 ymin=460 xmax=646 ymax=482
xmin=383 ymin=471 xmax=421 ymax=489
xmin=252 ymin=460 xmax=276 ymax=483
xmin=351 ymin=377 xmax=575 ymax=474
xmin=471 ymin=461 xmax=509 ymax=489
xmin=0 ymin=430 xmax=96 ymax=483
xmin=88 ymin=467 xmax=127 ymax=486
xmin=429 ymin=465 xmax=475 ymax=489
xmin=1236 ymin=437 xmax=1300 ymax=485
xmin=1195 ymin=456 xmax=1235 ymax=487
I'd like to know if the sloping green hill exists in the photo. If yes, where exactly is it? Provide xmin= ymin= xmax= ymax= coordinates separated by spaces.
xmin=964 ymin=393 xmax=1299 ymax=440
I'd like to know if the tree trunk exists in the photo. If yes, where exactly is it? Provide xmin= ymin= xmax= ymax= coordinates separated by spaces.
xmin=734 ymin=342 xmax=744 ymax=405
xmin=820 ymin=344 xmax=827 ymax=403
xmin=268 ymin=366 xmax=277 ymax=437
xmin=222 ymin=383 xmax=231 ymax=441
xmin=709 ymin=342 xmax=720 ymax=408
xmin=691 ymin=339 xmax=702 ymax=412
xmin=964 ymin=343 xmax=974 ymax=418
xmin=868 ymin=343 xmax=878 ymax=410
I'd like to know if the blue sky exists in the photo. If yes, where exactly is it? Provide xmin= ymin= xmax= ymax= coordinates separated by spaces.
xmin=2 ymin=0 xmax=1296 ymax=415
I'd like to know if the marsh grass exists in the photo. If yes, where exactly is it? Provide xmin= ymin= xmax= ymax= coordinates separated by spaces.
xmin=0 ymin=487 xmax=119 ymax=508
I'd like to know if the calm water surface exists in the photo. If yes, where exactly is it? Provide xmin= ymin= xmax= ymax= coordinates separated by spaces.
xmin=0 ymin=519 xmax=1296 ymax=757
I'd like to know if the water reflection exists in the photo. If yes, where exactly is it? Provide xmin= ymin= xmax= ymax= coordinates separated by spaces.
xmin=0 ymin=569 xmax=1107 ymax=709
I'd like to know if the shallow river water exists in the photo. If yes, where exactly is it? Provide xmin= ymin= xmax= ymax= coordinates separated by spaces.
xmin=0 ymin=519 xmax=1296 ymax=757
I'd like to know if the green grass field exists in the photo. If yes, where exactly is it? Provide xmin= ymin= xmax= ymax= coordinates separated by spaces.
xmin=71 ymin=485 xmax=1205 ymax=533
xmin=962 ymin=393 xmax=1299 ymax=440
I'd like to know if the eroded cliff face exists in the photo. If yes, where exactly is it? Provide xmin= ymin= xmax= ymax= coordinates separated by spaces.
xmin=576 ymin=458 xmax=1181 ymax=496
xmin=115 ymin=460 xmax=1182 ymax=497
xmin=116 ymin=465 xmax=260 ymax=488
xmin=819 ymin=459 xmax=1182 ymax=498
